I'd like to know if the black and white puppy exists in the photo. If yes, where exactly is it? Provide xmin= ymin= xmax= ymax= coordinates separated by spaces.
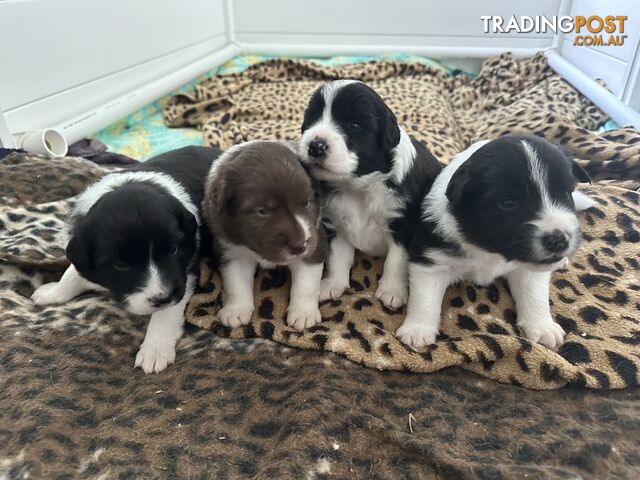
xmin=397 ymin=135 xmax=595 ymax=349
xmin=299 ymin=80 xmax=442 ymax=308
xmin=31 ymin=146 xmax=218 ymax=373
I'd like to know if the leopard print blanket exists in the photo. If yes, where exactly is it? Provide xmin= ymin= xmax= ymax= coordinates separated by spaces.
xmin=1 ymin=55 xmax=639 ymax=479
xmin=162 ymin=53 xmax=640 ymax=390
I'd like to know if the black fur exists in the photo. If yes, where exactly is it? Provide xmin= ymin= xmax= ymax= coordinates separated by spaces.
xmin=388 ymin=139 xmax=444 ymax=248
xmin=302 ymin=82 xmax=405 ymax=177
xmin=301 ymin=81 xmax=444 ymax=248
xmin=404 ymin=135 xmax=589 ymax=266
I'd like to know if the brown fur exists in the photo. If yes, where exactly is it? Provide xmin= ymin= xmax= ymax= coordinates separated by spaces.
xmin=203 ymin=141 xmax=327 ymax=264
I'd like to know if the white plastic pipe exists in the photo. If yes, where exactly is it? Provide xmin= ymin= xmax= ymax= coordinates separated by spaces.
xmin=18 ymin=129 xmax=68 ymax=157
xmin=546 ymin=49 xmax=640 ymax=129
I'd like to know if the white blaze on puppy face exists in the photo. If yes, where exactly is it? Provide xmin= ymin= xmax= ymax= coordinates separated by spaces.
xmin=125 ymin=262 xmax=171 ymax=315
xmin=522 ymin=140 xmax=581 ymax=261
xmin=295 ymin=213 xmax=311 ymax=242
xmin=299 ymin=80 xmax=360 ymax=181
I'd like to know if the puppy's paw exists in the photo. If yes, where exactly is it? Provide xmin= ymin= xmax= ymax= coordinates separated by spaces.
xmin=287 ymin=301 xmax=322 ymax=331
xmin=31 ymin=282 xmax=66 ymax=305
xmin=395 ymin=321 xmax=438 ymax=350
xmin=375 ymin=281 xmax=408 ymax=309
xmin=135 ymin=340 xmax=176 ymax=374
xmin=217 ymin=303 xmax=254 ymax=328
xmin=518 ymin=318 xmax=565 ymax=349
xmin=319 ymin=277 xmax=349 ymax=302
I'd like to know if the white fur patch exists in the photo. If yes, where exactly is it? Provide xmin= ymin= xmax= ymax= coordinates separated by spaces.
xmin=389 ymin=128 xmax=417 ymax=184
xmin=375 ymin=241 xmax=408 ymax=308
xmin=300 ymin=121 xmax=359 ymax=181
xmin=572 ymin=190 xmax=597 ymax=211
xmin=507 ymin=268 xmax=565 ymax=348
xmin=324 ymin=174 xmax=403 ymax=256
xmin=73 ymin=170 xmax=199 ymax=225
xmin=287 ymin=260 xmax=323 ymax=330
xmin=522 ymin=140 xmax=581 ymax=259
xmin=299 ymin=80 xmax=361 ymax=181
xmin=396 ymin=263 xmax=454 ymax=349
xmin=31 ymin=264 xmax=103 ymax=305
xmin=321 ymin=79 xmax=360 ymax=104
xmin=295 ymin=214 xmax=311 ymax=243
xmin=125 ymin=262 xmax=170 ymax=315
xmin=217 ymin=255 xmax=257 ymax=328
xmin=319 ymin=234 xmax=354 ymax=301
xmin=134 ymin=275 xmax=194 ymax=374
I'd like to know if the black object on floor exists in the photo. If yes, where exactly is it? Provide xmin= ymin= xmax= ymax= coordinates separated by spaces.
xmin=68 ymin=138 xmax=138 ymax=165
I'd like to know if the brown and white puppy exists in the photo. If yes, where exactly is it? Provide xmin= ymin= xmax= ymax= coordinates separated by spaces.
xmin=203 ymin=140 xmax=327 ymax=330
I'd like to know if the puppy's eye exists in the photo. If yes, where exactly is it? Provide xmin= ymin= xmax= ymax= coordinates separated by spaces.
xmin=112 ymin=261 xmax=130 ymax=271
xmin=302 ymin=200 xmax=311 ymax=208
xmin=169 ymin=245 xmax=178 ymax=256
xmin=256 ymin=207 xmax=270 ymax=217
xmin=348 ymin=121 xmax=363 ymax=131
xmin=498 ymin=199 xmax=518 ymax=211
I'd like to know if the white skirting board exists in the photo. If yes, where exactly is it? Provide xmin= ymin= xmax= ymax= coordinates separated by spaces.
xmin=52 ymin=44 xmax=239 ymax=146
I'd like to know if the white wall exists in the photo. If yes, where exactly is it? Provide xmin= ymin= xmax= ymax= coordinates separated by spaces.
xmin=0 ymin=0 xmax=230 ymax=140
xmin=233 ymin=0 xmax=561 ymax=56
xmin=4 ymin=0 xmax=639 ymax=147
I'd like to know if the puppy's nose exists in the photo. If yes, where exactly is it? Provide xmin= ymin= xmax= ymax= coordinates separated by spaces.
xmin=308 ymin=139 xmax=328 ymax=159
xmin=151 ymin=294 xmax=172 ymax=308
xmin=542 ymin=229 xmax=569 ymax=253
xmin=287 ymin=239 xmax=307 ymax=255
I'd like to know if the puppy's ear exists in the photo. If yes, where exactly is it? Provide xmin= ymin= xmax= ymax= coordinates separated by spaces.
xmin=558 ymin=145 xmax=591 ymax=184
xmin=378 ymin=103 xmax=401 ymax=152
xmin=66 ymin=235 xmax=92 ymax=274
xmin=220 ymin=175 xmax=239 ymax=216
xmin=177 ymin=207 xmax=198 ymax=239
xmin=571 ymin=160 xmax=591 ymax=184
xmin=210 ymin=168 xmax=239 ymax=216
xmin=446 ymin=164 xmax=472 ymax=205
xmin=222 ymin=181 xmax=239 ymax=216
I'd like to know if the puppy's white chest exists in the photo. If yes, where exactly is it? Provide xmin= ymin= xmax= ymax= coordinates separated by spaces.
xmin=450 ymin=251 xmax=515 ymax=286
xmin=326 ymin=186 xmax=399 ymax=255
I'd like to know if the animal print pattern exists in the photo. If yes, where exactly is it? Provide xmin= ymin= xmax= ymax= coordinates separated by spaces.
xmin=1 ymin=55 xmax=640 ymax=477
xmin=165 ymin=53 xmax=640 ymax=389
xmin=165 ymin=53 xmax=639 ymax=187
xmin=3 ymin=317 xmax=639 ymax=479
